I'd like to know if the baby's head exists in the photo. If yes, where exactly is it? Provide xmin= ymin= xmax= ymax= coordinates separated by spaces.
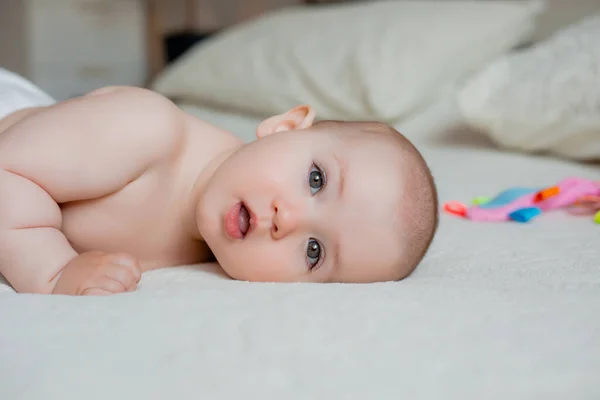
xmin=197 ymin=105 xmax=438 ymax=283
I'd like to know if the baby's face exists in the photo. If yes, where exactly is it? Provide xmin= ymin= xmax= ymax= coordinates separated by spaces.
xmin=197 ymin=116 xmax=408 ymax=283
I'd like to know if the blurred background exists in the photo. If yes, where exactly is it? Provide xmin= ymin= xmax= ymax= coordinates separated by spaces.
xmin=1 ymin=0 xmax=599 ymax=101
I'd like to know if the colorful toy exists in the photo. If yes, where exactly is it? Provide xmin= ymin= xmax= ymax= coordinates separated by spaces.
xmin=508 ymin=207 xmax=541 ymax=223
xmin=471 ymin=196 xmax=491 ymax=206
xmin=444 ymin=201 xmax=467 ymax=217
xmin=443 ymin=177 xmax=600 ymax=224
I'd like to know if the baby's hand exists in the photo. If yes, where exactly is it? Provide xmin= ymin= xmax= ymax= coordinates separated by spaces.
xmin=52 ymin=251 xmax=142 ymax=296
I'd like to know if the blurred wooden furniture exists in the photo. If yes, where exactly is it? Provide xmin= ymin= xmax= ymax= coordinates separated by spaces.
xmin=0 ymin=0 xmax=147 ymax=100
xmin=145 ymin=0 xmax=165 ymax=81
xmin=145 ymin=0 xmax=199 ymax=81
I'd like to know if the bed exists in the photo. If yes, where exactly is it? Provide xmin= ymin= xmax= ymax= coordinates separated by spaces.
xmin=1 ymin=1 xmax=599 ymax=399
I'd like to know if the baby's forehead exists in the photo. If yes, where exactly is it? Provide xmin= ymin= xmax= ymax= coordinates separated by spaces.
xmin=331 ymin=199 xmax=405 ymax=283
xmin=312 ymin=122 xmax=435 ymax=282
xmin=332 ymin=148 xmax=405 ymax=249
xmin=338 ymin=132 xmax=407 ymax=169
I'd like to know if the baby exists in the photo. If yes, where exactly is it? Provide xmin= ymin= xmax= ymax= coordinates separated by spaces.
xmin=0 ymin=71 xmax=439 ymax=295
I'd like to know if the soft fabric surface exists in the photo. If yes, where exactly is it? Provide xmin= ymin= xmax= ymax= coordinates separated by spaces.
xmin=0 ymin=67 xmax=55 ymax=120
xmin=458 ymin=13 xmax=600 ymax=161
xmin=151 ymin=0 xmax=543 ymax=123
xmin=1 ymin=93 xmax=598 ymax=399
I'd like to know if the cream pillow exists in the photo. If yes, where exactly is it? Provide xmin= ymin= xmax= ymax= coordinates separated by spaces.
xmin=458 ymin=13 xmax=600 ymax=160
xmin=152 ymin=0 xmax=544 ymax=123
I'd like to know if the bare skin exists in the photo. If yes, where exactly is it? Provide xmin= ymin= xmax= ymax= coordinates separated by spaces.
xmin=0 ymin=87 xmax=231 ymax=294
xmin=0 ymin=86 xmax=437 ymax=296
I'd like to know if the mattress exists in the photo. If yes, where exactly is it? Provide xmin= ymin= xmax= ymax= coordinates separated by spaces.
xmin=1 ymin=93 xmax=599 ymax=400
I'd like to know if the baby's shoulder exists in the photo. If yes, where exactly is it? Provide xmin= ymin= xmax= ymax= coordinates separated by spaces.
xmin=86 ymin=86 xmax=180 ymax=119
xmin=85 ymin=86 xmax=187 ymax=151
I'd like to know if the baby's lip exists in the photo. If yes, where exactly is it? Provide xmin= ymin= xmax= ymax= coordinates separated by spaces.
xmin=224 ymin=200 xmax=259 ymax=240
xmin=224 ymin=202 xmax=244 ymax=240
xmin=243 ymin=202 xmax=258 ymax=237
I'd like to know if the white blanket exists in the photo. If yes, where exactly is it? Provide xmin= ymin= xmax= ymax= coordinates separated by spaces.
xmin=1 ymin=94 xmax=599 ymax=399
xmin=0 ymin=67 xmax=55 ymax=120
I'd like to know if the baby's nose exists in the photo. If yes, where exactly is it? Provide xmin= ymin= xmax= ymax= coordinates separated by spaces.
xmin=271 ymin=198 xmax=306 ymax=239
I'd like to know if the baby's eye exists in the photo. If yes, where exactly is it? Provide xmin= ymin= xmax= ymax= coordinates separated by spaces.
xmin=308 ymin=163 xmax=326 ymax=195
xmin=306 ymin=238 xmax=323 ymax=269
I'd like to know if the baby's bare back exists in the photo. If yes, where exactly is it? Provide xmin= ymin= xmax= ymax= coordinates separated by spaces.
xmin=0 ymin=87 xmax=210 ymax=294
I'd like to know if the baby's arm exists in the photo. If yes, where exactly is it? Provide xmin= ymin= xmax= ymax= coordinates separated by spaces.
xmin=0 ymin=87 xmax=182 ymax=294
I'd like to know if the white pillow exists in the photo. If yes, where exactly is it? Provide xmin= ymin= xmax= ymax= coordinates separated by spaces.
xmin=152 ymin=0 xmax=544 ymax=123
xmin=458 ymin=13 xmax=600 ymax=161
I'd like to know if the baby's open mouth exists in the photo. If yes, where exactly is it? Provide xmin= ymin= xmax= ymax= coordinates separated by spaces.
xmin=225 ymin=201 xmax=251 ymax=240
xmin=239 ymin=203 xmax=250 ymax=237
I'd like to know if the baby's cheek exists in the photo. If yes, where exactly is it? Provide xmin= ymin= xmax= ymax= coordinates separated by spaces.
xmin=230 ymin=241 xmax=300 ymax=282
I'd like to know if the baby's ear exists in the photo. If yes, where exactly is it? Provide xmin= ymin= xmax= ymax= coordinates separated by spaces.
xmin=256 ymin=105 xmax=316 ymax=139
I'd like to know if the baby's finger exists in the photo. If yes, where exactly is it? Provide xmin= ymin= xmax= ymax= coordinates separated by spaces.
xmin=107 ymin=253 xmax=143 ymax=282
xmin=88 ymin=275 xmax=127 ymax=294
xmin=81 ymin=288 xmax=113 ymax=296
xmin=104 ymin=263 xmax=138 ymax=291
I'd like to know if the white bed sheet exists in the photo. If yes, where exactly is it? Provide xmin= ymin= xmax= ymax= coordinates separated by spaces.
xmin=1 ymin=94 xmax=599 ymax=400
